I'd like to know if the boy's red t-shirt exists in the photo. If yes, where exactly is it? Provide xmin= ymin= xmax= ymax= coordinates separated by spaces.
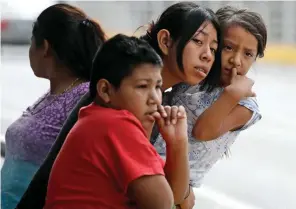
xmin=44 ymin=103 xmax=165 ymax=209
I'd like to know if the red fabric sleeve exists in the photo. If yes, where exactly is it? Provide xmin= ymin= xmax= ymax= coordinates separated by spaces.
xmin=95 ymin=113 xmax=165 ymax=194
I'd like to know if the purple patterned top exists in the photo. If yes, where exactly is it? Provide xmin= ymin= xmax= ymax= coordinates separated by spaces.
xmin=1 ymin=82 xmax=89 ymax=209
xmin=5 ymin=82 xmax=89 ymax=165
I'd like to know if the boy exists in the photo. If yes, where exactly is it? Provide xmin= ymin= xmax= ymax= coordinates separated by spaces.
xmin=44 ymin=34 xmax=189 ymax=209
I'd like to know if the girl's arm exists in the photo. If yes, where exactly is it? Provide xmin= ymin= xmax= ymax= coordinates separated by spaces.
xmin=193 ymin=86 xmax=255 ymax=141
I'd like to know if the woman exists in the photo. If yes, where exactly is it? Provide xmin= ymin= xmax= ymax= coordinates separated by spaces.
xmin=154 ymin=5 xmax=267 ymax=200
xmin=15 ymin=2 xmax=221 ymax=209
xmin=1 ymin=3 xmax=106 ymax=209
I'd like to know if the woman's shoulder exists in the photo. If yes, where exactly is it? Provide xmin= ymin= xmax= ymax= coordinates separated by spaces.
xmin=61 ymin=82 xmax=89 ymax=103
xmin=49 ymin=82 xmax=89 ymax=116
xmin=66 ymin=82 xmax=89 ymax=97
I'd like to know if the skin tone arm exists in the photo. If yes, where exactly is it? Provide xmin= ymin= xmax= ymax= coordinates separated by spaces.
xmin=165 ymin=138 xmax=189 ymax=204
xmin=127 ymin=105 xmax=189 ymax=209
xmin=177 ymin=186 xmax=195 ymax=209
xmin=193 ymin=68 xmax=256 ymax=141
xmin=155 ymin=105 xmax=190 ymax=205
xmin=128 ymin=175 xmax=174 ymax=209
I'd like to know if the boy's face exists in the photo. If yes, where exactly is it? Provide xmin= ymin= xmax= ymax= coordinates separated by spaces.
xmin=109 ymin=64 xmax=163 ymax=136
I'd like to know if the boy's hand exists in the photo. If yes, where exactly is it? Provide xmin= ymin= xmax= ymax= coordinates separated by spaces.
xmin=152 ymin=105 xmax=188 ymax=146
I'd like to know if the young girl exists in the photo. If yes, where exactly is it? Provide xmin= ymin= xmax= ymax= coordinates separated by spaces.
xmin=44 ymin=34 xmax=188 ymax=209
xmin=153 ymin=5 xmax=267 ymax=204
xmin=15 ymin=2 xmax=221 ymax=208
xmin=1 ymin=3 xmax=106 ymax=209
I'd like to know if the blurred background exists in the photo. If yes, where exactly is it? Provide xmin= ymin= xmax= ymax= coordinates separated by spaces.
xmin=1 ymin=1 xmax=296 ymax=209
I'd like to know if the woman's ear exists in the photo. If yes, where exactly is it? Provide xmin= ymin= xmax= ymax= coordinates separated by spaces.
xmin=157 ymin=29 xmax=172 ymax=56
xmin=42 ymin=39 xmax=50 ymax=57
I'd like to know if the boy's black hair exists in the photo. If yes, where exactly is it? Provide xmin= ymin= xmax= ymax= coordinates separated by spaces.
xmin=89 ymin=34 xmax=163 ymax=99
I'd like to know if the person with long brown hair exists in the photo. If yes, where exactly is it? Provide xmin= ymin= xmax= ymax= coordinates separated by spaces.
xmin=1 ymin=4 xmax=106 ymax=209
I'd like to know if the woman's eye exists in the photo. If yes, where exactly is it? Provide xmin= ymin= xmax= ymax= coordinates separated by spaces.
xmin=192 ymin=38 xmax=202 ymax=45
xmin=210 ymin=48 xmax=217 ymax=54
xmin=224 ymin=45 xmax=232 ymax=51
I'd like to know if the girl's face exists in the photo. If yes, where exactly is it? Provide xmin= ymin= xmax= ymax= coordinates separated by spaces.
xmin=220 ymin=25 xmax=258 ymax=86
xmin=164 ymin=21 xmax=218 ymax=87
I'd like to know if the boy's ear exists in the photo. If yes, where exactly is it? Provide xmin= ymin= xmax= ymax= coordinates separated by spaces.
xmin=96 ymin=79 xmax=114 ymax=103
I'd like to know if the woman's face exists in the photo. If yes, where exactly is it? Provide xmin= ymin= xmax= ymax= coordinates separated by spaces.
xmin=220 ymin=25 xmax=258 ymax=86
xmin=29 ymin=37 xmax=50 ymax=79
xmin=166 ymin=21 xmax=218 ymax=86
xmin=29 ymin=37 xmax=42 ymax=77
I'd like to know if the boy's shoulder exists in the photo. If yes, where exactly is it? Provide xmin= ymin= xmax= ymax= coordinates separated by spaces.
xmin=80 ymin=103 xmax=143 ymax=130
